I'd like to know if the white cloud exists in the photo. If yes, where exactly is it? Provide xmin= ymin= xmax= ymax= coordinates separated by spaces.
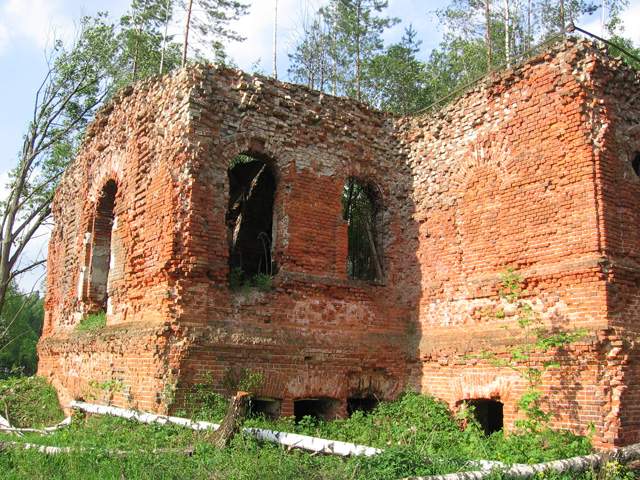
xmin=580 ymin=1 xmax=640 ymax=47
xmin=0 ymin=0 xmax=74 ymax=55
xmin=216 ymin=0 xmax=310 ymax=74
xmin=622 ymin=2 xmax=640 ymax=47
xmin=0 ymin=22 xmax=8 ymax=51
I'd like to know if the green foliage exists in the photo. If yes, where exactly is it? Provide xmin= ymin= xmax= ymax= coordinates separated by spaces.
xmin=228 ymin=267 xmax=245 ymax=290
xmin=0 ymin=285 xmax=43 ymax=377
xmin=76 ymin=312 xmax=106 ymax=332
xmin=361 ymin=25 xmax=430 ymax=113
xmin=183 ymin=0 xmax=250 ymax=63
xmin=342 ymin=177 xmax=381 ymax=281
xmin=289 ymin=0 xmax=399 ymax=100
xmin=86 ymin=378 xmax=123 ymax=404
xmin=608 ymin=35 xmax=640 ymax=70
xmin=116 ymin=0 xmax=181 ymax=85
xmin=222 ymin=368 xmax=264 ymax=397
xmin=252 ymin=273 xmax=272 ymax=292
xmin=490 ymin=269 xmax=588 ymax=432
xmin=0 ymin=389 xmax=616 ymax=479
xmin=0 ymin=376 xmax=64 ymax=428
xmin=229 ymin=268 xmax=273 ymax=293
xmin=178 ymin=372 xmax=229 ymax=422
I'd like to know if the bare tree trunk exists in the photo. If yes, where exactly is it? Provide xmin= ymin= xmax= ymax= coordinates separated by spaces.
xmin=365 ymin=221 xmax=383 ymax=281
xmin=559 ymin=0 xmax=566 ymax=35
xmin=206 ymin=391 xmax=250 ymax=448
xmin=527 ymin=0 xmax=532 ymax=49
xmin=355 ymin=0 xmax=362 ymax=101
xmin=182 ymin=0 xmax=194 ymax=67
xmin=159 ymin=1 xmax=171 ymax=74
xmin=132 ymin=27 xmax=140 ymax=80
xmin=406 ymin=443 xmax=640 ymax=480
xmin=272 ymin=0 xmax=278 ymax=79
xmin=504 ymin=0 xmax=511 ymax=67
xmin=485 ymin=0 xmax=492 ymax=69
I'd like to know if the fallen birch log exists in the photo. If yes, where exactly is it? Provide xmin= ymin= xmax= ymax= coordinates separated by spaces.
xmin=0 ymin=440 xmax=194 ymax=457
xmin=70 ymin=400 xmax=381 ymax=457
xmin=405 ymin=443 xmax=640 ymax=480
xmin=0 ymin=412 xmax=22 ymax=437
xmin=0 ymin=413 xmax=11 ymax=429
xmin=0 ymin=416 xmax=71 ymax=435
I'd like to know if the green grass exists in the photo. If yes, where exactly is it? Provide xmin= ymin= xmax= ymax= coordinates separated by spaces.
xmin=0 ymin=383 xmax=635 ymax=480
xmin=75 ymin=312 xmax=106 ymax=332
xmin=0 ymin=376 xmax=64 ymax=428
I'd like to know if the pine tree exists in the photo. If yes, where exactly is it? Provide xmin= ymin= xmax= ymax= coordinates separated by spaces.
xmin=181 ymin=0 xmax=249 ymax=65
xmin=361 ymin=26 xmax=429 ymax=113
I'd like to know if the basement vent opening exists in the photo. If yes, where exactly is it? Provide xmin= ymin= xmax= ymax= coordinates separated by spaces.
xmin=342 ymin=177 xmax=383 ymax=281
xmin=294 ymin=398 xmax=341 ymax=422
xmin=227 ymin=154 xmax=276 ymax=285
xmin=632 ymin=153 xmax=640 ymax=177
xmin=347 ymin=395 xmax=379 ymax=416
xmin=249 ymin=397 xmax=281 ymax=420
xmin=466 ymin=399 xmax=504 ymax=435
xmin=87 ymin=180 xmax=117 ymax=311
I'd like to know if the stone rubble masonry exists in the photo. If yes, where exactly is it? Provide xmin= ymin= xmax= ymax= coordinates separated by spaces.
xmin=37 ymin=37 xmax=640 ymax=448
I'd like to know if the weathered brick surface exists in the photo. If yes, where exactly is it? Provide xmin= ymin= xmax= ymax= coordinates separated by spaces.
xmin=38 ymin=38 xmax=640 ymax=448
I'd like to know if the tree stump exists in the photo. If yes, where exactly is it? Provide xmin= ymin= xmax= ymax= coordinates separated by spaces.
xmin=206 ymin=391 xmax=250 ymax=448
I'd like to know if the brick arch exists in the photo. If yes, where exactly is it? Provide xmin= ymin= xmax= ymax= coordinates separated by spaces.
xmin=219 ymin=135 xmax=287 ymax=181
xmin=449 ymin=139 xmax=513 ymax=199
xmin=82 ymin=179 xmax=119 ymax=314
xmin=450 ymin=372 xmax=519 ymax=405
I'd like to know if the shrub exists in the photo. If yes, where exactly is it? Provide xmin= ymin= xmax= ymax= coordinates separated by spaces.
xmin=0 ymin=376 xmax=64 ymax=427
xmin=76 ymin=311 xmax=106 ymax=332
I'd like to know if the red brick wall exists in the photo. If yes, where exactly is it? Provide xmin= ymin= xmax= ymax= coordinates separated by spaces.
xmin=397 ymin=40 xmax=629 ymax=447
xmin=38 ymin=39 xmax=640 ymax=448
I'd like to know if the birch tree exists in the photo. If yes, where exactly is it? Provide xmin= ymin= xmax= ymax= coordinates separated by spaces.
xmin=181 ymin=0 xmax=249 ymax=65
xmin=0 ymin=15 xmax=119 ymax=319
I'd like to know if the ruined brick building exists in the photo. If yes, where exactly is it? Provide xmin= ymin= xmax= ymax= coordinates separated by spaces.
xmin=38 ymin=38 xmax=640 ymax=448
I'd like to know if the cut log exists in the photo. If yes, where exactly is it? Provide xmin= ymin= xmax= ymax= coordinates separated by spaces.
xmin=206 ymin=391 xmax=250 ymax=448
xmin=70 ymin=400 xmax=221 ymax=431
xmin=0 ymin=413 xmax=11 ymax=429
xmin=70 ymin=400 xmax=381 ymax=456
xmin=0 ymin=412 xmax=22 ymax=437
xmin=0 ymin=416 xmax=71 ymax=435
xmin=0 ymin=440 xmax=194 ymax=457
xmin=404 ymin=442 xmax=640 ymax=480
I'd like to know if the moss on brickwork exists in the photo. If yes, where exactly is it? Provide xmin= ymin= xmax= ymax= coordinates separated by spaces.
xmin=76 ymin=312 xmax=106 ymax=332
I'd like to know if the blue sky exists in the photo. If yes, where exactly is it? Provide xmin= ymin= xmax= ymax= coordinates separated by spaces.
xmin=0 ymin=0 xmax=638 ymax=291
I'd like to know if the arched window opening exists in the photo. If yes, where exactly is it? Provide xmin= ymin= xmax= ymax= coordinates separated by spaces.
xmin=294 ymin=397 xmax=340 ymax=422
xmin=342 ymin=177 xmax=382 ymax=281
xmin=227 ymin=154 xmax=276 ymax=287
xmin=632 ymin=152 xmax=640 ymax=177
xmin=466 ymin=399 xmax=503 ymax=435
xmin=347 ymin=395 xmax=379 ymax=416
xmin=249 ymin=397 xmax=281 ymax=420
xmin=87 ymin=180 xmax=117 ymax=312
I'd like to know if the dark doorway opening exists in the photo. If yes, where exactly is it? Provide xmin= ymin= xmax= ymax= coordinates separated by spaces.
xmin=467 ymin=399 xmax=504 ymax=435
xmin=347 ymin=395 xmax=379 ymax=416
xmin=227 ymin=154 xmax=276 ymax=285
xmin=293 ymin=398 xmax=340 ymax=422
xmin=249 ymin=397 xmax=281 ymax=420
xmin=88 ymin=180 xmax=117 ymax=311
xmin=632 ymin=152 xmax=640 ymax=177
